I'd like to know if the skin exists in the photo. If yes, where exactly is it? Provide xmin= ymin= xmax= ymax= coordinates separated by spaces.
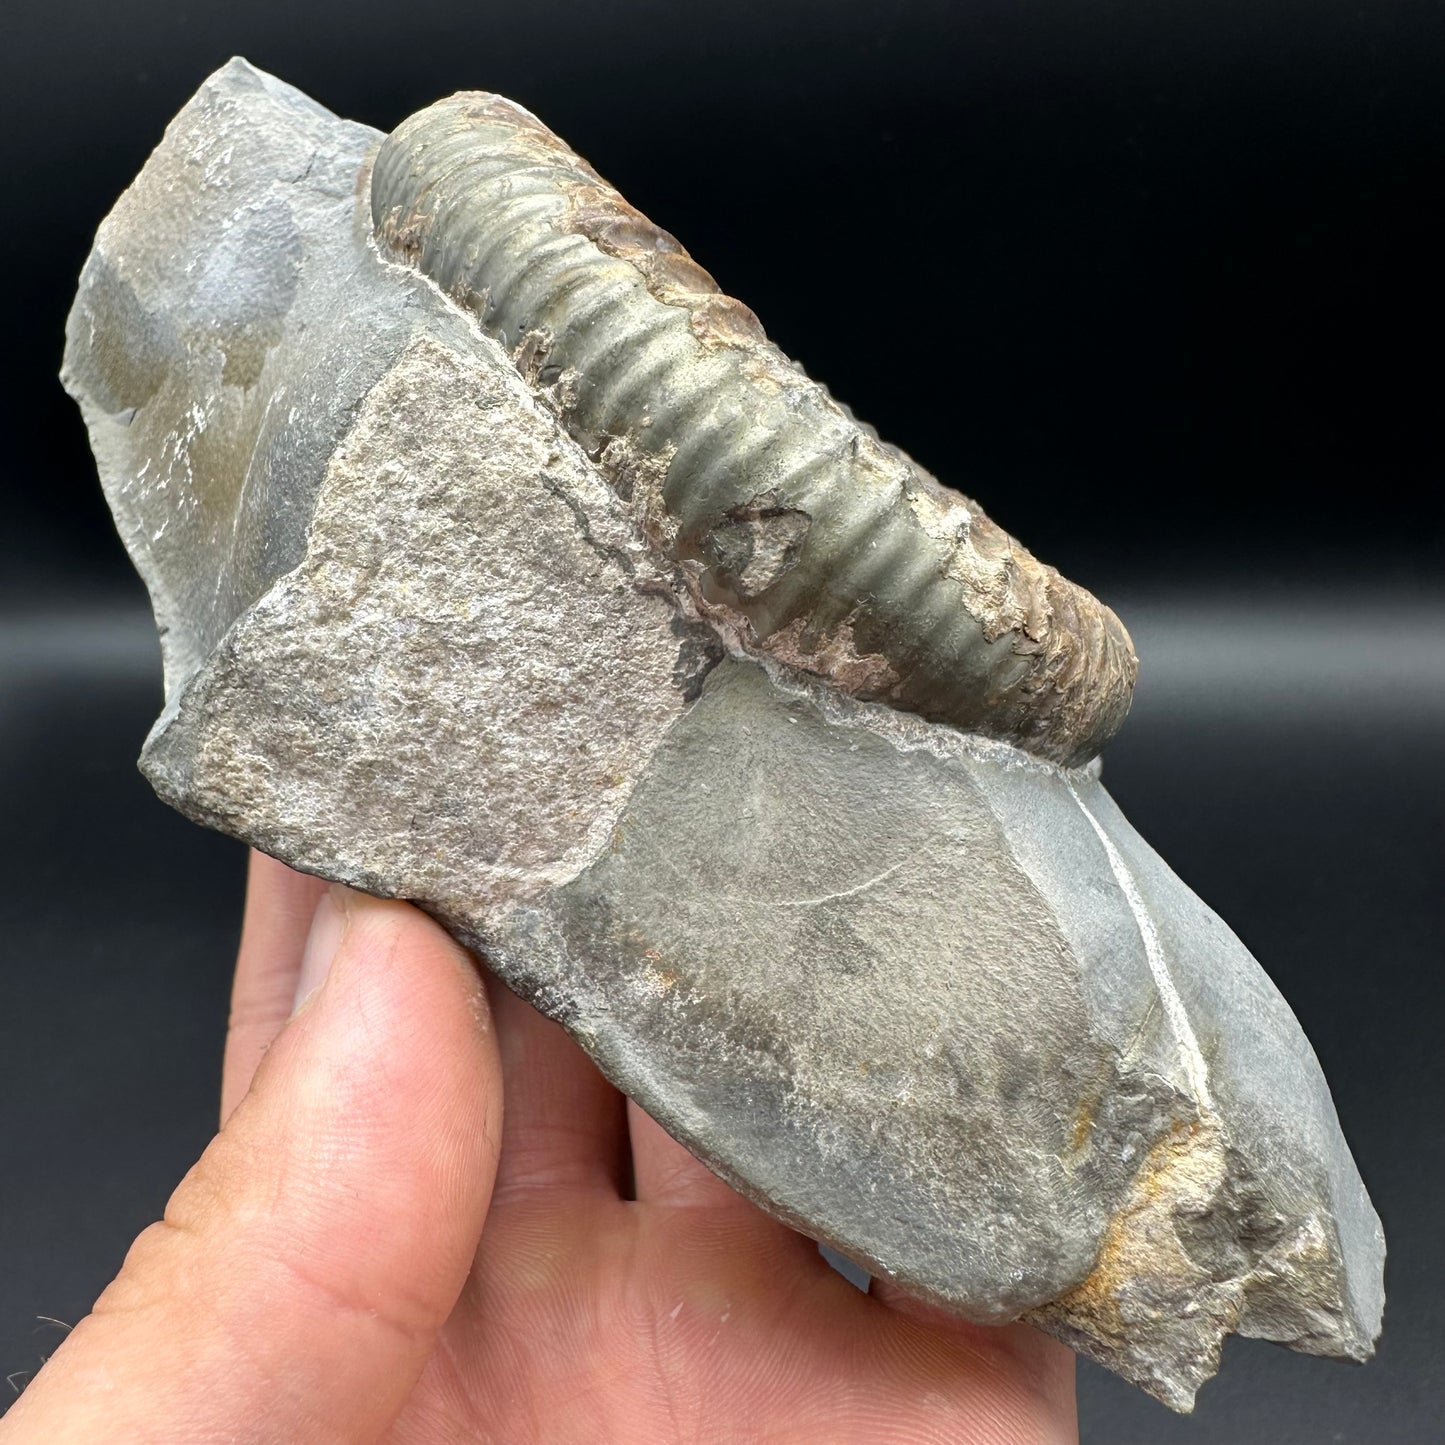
xmin=0 ymin=853 xmax=1078 ymax=1444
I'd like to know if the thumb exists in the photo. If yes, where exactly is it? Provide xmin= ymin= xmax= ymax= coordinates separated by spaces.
xmin=2 ymin=888 xmax=502 ymax=1445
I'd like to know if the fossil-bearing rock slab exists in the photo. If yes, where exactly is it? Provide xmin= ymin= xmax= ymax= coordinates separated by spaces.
xmin=62 ymin=59 xmax=1384 ymax=1411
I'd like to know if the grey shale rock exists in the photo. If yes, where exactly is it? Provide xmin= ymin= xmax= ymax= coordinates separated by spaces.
xmin=62 ymin=59 xmax=1384 ymax=1410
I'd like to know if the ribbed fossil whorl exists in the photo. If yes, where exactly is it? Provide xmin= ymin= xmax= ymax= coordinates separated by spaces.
xmin=371 ymin=94 xmax=1137 ymax=765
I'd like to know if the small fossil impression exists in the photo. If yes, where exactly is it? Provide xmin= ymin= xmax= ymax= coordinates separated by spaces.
xmin=62 ymin=60 xmax=1383 ymax=1411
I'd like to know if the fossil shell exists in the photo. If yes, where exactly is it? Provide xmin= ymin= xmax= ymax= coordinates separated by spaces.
xmin=371 ymin=94 xmax=1137 ymax=766
xmin=61 ymin=62 xmax=1385 ymax=1411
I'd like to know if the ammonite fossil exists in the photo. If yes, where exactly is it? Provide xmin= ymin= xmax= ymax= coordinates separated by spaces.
xmin=62 ymin=61 xmax=1384 ymax=1413
xmin=371 ymin=95 xmax=1137 ymax=767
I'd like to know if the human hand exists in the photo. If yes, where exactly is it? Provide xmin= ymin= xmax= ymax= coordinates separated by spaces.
xmin=1 ymin=853 xmax=1078 ymax=1444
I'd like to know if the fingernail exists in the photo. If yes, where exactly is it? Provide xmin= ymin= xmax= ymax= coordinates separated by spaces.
xmin=292 ymin=886 xmax=350 ymax=1014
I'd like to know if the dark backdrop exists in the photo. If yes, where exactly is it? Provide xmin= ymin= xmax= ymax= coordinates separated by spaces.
xmin=1 ymin=2 xmax=1440 ymax=1441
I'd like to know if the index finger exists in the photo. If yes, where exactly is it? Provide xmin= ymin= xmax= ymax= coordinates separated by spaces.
xmin=220 ymin=850 xmax=329 ymax=1122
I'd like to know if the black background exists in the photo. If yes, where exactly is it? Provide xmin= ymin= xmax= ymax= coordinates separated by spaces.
xmin=1 ymin=2 xmax=1440 ymax=1440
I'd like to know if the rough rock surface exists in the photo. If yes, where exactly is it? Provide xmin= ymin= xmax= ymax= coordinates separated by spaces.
xmin=62 ymin=59 xmax=1385 ymax=1411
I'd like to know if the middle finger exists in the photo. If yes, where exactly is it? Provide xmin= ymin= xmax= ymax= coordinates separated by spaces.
xmin=485 ymin=972 xmax=630 ymax=1203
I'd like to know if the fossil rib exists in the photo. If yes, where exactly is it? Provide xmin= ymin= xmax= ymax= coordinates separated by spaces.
xmin=62 ymin=60 xmax=1384 ymax=1412
xmin=370 ymin=95 xmax=1137 ymax=767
